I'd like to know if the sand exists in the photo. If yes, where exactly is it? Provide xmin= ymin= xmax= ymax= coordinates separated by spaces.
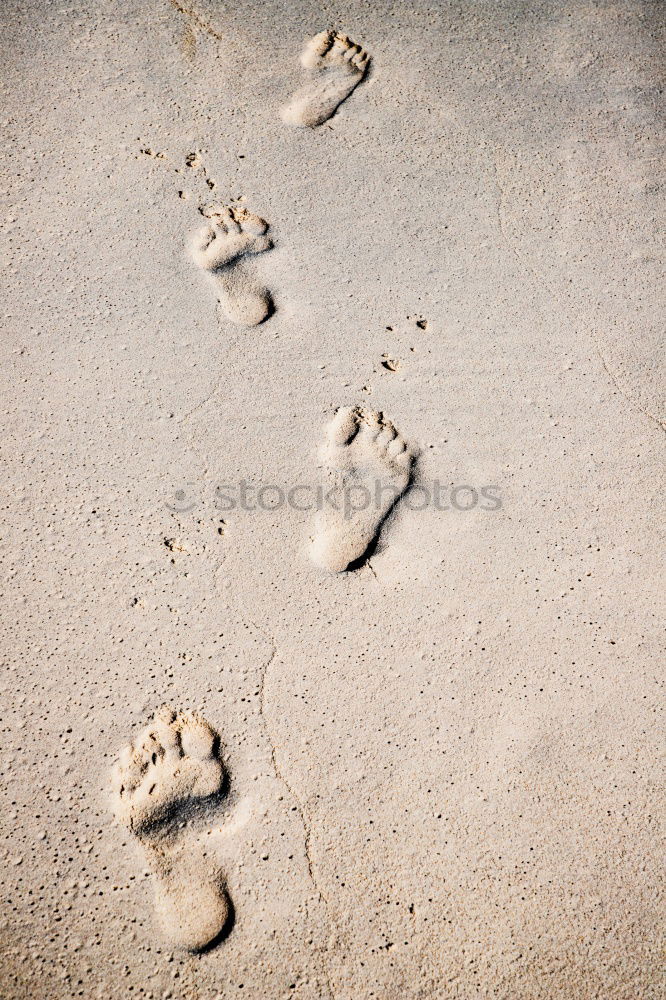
xmin=1 ymin=0 xmax=664 ymax=997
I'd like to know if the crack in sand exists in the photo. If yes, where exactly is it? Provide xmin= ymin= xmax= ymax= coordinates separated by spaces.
xmin=179 ymin=367 xmax=225 ymax=424
xmin=253 ymin=628 xmax=336 ymax=1000
xmin=492 ymin=154 xmax=664 ymax=435
xmin=592 ymin=336 xmax=665 ymax=432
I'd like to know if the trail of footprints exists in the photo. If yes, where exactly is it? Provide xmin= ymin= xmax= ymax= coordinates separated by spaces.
xmin=187 ymin=30 xmax=371 ymax=327
xmin=114 ymin=29 xmax=420 ymax=952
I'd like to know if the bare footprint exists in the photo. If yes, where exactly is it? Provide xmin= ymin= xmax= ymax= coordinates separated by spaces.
xmin=311 ymin=407 xmax=415 ymax=572
xmin=189 ymin=204 xmax=273 ymax=326
xmin=281 ymin=30 xmax=371 ymax=128
xmin=111 ymin=706 xmax=231 ymax=951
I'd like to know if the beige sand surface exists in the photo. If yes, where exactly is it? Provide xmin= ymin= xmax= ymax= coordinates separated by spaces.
xmin=1 ymin=0 xmax=664 ymax=997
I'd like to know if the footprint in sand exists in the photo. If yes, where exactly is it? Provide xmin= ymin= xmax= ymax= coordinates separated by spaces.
xmin=311 ymin=406 xmax=415 ymax=573
xmin=189 ymin=204 xmax=273 ymax=327
xmin=281 ymin=30 xmax=371 ymax=128
xmin=111 ymin=706 xmax=231 ymax=952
